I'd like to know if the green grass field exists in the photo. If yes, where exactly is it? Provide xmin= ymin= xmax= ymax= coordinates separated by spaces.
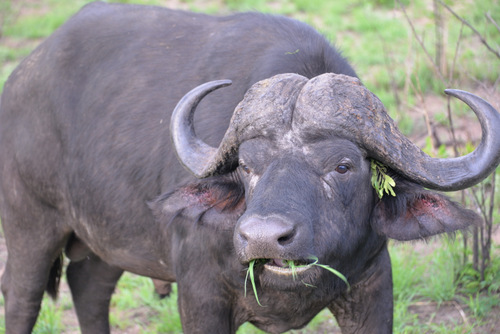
xmin=0 ymin=0 xmax=499 ymax=333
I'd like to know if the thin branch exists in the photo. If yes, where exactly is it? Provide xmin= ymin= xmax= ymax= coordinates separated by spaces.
xmin=434 ymin=0 xmax=447 ymax=76
xmin=447 ymin=23 xmax=464 ymax=158
xmin=450 ymin=23 xmax=464 ymax=86
xmin=485 ymin=171 xmax=495 ymax=266
xmin=379 ymin=33 xmax=402 ymax=109
xmin=437 ymin=0 xmax=500 ymax=60
xmin=486 ymin=12 xmax=500 ymax=34
xmin=396 ymin=0 xmax=448 ymax=84
xmin=451 ymin=300 xmax=470 ymax=327
xmin=408 ymin=70 xmax=436 ymax=154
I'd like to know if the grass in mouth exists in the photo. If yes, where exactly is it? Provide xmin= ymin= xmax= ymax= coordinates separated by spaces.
xmin=244 ymin=259 xmax=265 ymax=306
xmin=244 ymin=256 xmax=350 ymax=307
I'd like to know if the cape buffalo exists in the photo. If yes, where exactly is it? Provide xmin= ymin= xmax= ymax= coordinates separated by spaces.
xmin=1 ymin=2 xmax=499 ymax=334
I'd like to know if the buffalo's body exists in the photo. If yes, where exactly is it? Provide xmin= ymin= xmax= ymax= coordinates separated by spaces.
xmin=0 ymin=2 xmax=496 ymax=334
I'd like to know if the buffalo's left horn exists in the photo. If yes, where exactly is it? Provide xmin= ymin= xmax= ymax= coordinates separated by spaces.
xmin=437 ymin=89 xmax=500 ymax=189
xmin=170 ymin=79 xmax=236 ymax=178
xmin=373 ymin=89 xmax=500 ymax=191
xmin=293 ymin=73 xmax=500 ymax=191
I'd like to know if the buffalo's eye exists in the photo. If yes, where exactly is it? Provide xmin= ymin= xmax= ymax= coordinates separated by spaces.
xmin=335 ymin=164 xmax=349 ymax=174
xmin=239 ymin=160 xmax=251 ymax=174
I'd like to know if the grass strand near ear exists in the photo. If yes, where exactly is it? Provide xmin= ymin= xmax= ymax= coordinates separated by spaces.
xmin=371 ymin=160 xmax=396 ymax=199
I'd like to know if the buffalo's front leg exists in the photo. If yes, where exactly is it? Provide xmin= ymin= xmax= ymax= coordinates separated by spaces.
xmin=328 ymin=247 xmax=393 ymax=334
xmin=66 ymin=253 xmax=123 ymax=334
xmin=177 ymin=279 xmax=235 ymax=334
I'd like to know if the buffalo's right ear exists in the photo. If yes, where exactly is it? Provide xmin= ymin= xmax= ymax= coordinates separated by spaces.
xmin=149 ymin=179 xmax=246 ymax=229
xmin=370 ymin=180 xmax=481 ymax=241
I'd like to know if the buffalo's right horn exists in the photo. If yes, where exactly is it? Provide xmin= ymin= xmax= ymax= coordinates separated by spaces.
xmin=171 ymin=74 xmax=308 ymax=178
xmin=170 ymin=79 xmax=236 ymax=178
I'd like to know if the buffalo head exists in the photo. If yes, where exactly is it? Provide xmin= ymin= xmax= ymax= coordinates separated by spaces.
xmin=166 ymin=73 xmax=499 ymax=291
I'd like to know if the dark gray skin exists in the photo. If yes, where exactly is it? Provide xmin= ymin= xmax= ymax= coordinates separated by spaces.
xmin=0 ymin=2 xmax=498 ymax=334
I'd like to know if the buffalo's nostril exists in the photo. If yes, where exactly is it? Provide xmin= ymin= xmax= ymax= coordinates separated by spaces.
xmin=236 ymin=216 xmax=297 ymax=256
xmin=234 ymin=214 xmax=315 ymax=263
xmin=277 ymin=234 xmax=293 ymax=245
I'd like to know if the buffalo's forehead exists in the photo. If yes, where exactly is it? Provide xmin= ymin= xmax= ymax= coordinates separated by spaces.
xmin=232 ymin=73 xmax=390 ymax=150
xmin=292 ymin=73 xmax=389 ymax=144
xmin=230 ymin=73 xmax=306 ymax=143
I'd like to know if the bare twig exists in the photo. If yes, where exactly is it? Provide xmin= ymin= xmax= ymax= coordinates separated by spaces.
xmin=379 ymin=33 xmax=402 ymax=109
xmin=411 ymin=300 xmax=470 ymax=326
xmin=447 ymin=23 xmax=465 ymax=158
xmin=473 ymin=225 xmax=479 ymax=271
xmin=396 ymin=0 xmax=448 ymax=84
xmin=408 ymin=70 xmax=437 ymax=154
xmin=452 ymin=300 xmax=470 ymax=327
xmin=469 ymin=178 xmax=495 ymax=279
xmin=434 ymin=0 xmax=447 ymax=76
xmin=438 ymin=0 xmax=500 ymax=59
xmin=486 ymin=12 xmax=500 ymax=34
xmin=451 ymin=17 xmax=465 ymax=259
xmin=449 ymin=22 xmax=464 ymax=86
xmin=482 ymin=171 xmax=495 ymax=274
xmin=403 ymin=33 xmax=415 ymax=104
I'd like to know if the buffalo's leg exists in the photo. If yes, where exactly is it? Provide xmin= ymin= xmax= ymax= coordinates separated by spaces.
xmin=328 ymin=247 xmax=393 ymax=334
xmin=152 ymin=278 xmax=172 ymax=298
xmin=177 ymin=281 xmax=235 ymax=334
xmin=1 ymin=209 xmax=69 ymax=334
xmin=66 ymin=254 xmax=123 ymax=334
xmin=2 ymin=253 xmax=64 ymax=333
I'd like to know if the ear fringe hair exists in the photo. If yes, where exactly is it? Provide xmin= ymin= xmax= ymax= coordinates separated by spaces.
xmin=151 ymin=172 xmax=245 ymax=228
xmin=193 ymin=175 xmax=245 ymax=227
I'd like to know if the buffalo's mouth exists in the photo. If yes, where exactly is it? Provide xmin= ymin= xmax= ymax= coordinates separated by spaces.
xmin=246 ymin=257 xmax=349 ymax=287
xmin=251 ymin=258 xmax=317 ymax=277
xmin=244 ymin=257 xmax=349 ymax=306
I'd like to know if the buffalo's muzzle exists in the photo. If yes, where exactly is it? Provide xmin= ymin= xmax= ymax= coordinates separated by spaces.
xmin=234 ymin=215 xmax=314 ymax=263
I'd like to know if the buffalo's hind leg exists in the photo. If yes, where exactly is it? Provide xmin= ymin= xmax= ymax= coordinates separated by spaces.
xmin=1 ymin=208 xmax=70 ymax=334
xmin=66 ymin=253 xmax=123 ymax=334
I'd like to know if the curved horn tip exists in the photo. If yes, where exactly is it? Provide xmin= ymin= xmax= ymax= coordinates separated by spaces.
xmin=444 ymin=88 xmax=466 ymax=98
xmin=170 ymin=79 xmax=233 ymax=179
xmin=212 ymin=79 xmax=233 ymax=88
xmin=185 ymin=79 xmax=233 ymax=97
xmin=444 ymin=88 xmax=460 ymax=94
xmin=190 ymin=80 xmax=232 ymax=97
xmin=444 ymin=88 xmax=484 ymax=103
xmin=207 ymin=79 xmax=233 ymax=90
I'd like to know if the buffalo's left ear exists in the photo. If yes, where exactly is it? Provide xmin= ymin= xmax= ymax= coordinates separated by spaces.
xmin=371 ymin=182 xmax=481 ymax=241
xmin=149 ymin=179 xmax=246 ymax=228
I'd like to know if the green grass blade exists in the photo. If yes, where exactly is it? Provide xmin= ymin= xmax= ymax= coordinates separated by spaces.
xmin=314 ymin=263 xmax=350 ymax=290
xmin=308 ymin=256 xmax=350 ymax=290
xmin=245 ymin=260 xmax=264 ymax=307
xmin=286 ymin=260 xmax=298 ymax=280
